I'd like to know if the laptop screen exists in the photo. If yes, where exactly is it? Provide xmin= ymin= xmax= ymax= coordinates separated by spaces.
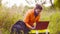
xmin=35 ymin=21 xmax=49 ymax=30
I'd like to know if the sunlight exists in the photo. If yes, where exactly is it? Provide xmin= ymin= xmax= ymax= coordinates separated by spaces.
xmin=2 ymin=0 xmax=54 ymax=8
xmin=44 ymin=0 xmax=54 ymax=7
xmin=2 ymin=0 xmax=28 ymax=7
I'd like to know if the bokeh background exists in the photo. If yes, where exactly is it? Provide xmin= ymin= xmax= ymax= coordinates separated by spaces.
xmin=0 ymin=0 xmax=60 ymax=34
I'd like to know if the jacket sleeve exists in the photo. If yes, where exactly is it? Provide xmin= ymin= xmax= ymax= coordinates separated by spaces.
xmin=23 ymin=11 xmax=32 ymax=29
xmin=23 ymin=12 xmax=30 ymax=24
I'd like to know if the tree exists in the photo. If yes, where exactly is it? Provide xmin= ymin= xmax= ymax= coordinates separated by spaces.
xmin=25 ymin=0 xmax=46 ymax=5
xmin=54 ymin=0 xmax=60 ymax=9
xmin=50 ymin=0 xmax=54 ymax=7
xmin=25 ymin=0 xmax=54 ymax=7
xmin=0 ymin=0 xmax=2 ymax=6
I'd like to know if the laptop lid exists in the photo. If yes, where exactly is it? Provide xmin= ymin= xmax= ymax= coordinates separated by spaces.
xmin=35 ymin=21 xmax=49 ymax=30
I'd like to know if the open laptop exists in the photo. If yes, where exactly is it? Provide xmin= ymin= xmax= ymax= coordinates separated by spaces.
xmin=35 ymin=21 xmax=49 ymax=30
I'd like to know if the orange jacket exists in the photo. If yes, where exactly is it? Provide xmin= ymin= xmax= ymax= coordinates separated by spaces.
xmin=23 ymin=9 xmax=40 ymax=28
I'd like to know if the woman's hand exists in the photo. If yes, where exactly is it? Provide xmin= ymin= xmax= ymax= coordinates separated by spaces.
xmin=31 ymin=22 xmax=36 ymax=29
xmin=31 ymin=26 xmax=36 ymax=29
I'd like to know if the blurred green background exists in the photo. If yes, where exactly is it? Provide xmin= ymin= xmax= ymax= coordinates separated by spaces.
xmin=0 ymin=0 xmax=60 ymax=34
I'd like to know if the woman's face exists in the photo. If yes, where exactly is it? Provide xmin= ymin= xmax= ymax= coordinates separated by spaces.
xmin=35 ymin=9 xmax=41 ymax=14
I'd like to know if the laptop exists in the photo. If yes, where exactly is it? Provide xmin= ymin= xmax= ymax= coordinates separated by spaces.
xmin=35 ymin=21 xmax=49 ymax=30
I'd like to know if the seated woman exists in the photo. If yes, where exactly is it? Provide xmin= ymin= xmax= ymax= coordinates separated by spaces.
xmin=10 ymin=4 xmax=42 ymax=34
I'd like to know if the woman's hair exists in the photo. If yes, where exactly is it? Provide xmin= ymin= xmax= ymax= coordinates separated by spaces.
xmin=35 ymin=4 xmax=42 ymax=10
